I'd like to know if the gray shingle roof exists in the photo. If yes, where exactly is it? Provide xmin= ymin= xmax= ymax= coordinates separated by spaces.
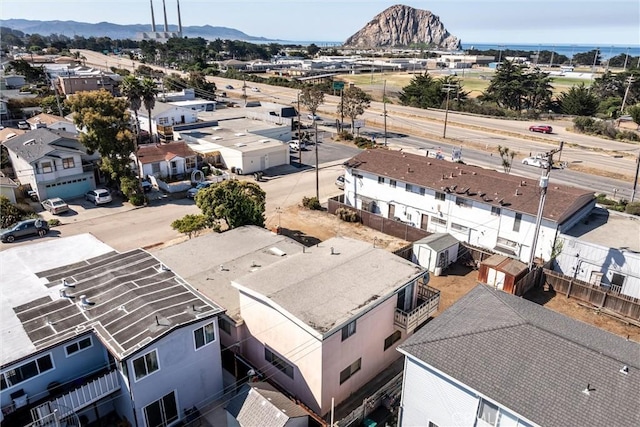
xmin=344 ymin=150 xmax=595 ymax=223
xmin=398 ymin=284 xmax=640 ymax=427
xmin=3 ymin=128 xmax=85 ymax=162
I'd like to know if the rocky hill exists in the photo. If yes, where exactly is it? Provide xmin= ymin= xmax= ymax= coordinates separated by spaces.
xmin=343 ymin=4 xmax=461 ymax=49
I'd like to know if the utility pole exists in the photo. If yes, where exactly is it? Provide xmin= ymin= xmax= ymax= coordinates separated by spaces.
xmin=442 ymin=84 xmax=457 ymax=139
xmin=340 ymin=88 xmax=344 ymax=133
xmin=314 ymin=119 xmax=319 ymax=200
xmin=632 ymin=151 xmax=640 ymax=202
xmin=620 ymin=76 xmax=635 ymax=115
xmin=242 ymin=76 xmax=247 ymax=107
xmin=383 ymin=80 xmax=388 ymax=147
xmin=297 ymin=92 xmax=302 ymax=167
xmin=529 ymin=142 xmax=564 ymax=270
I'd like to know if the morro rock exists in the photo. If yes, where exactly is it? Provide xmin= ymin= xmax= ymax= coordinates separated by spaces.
xmin=343 ymin=4 xmax=461 ymax=50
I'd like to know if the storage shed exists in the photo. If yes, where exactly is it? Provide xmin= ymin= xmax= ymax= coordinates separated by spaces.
xmin=412 ymin=233 xmax=459 ymax=276
xmin=478 ymin=254 xmax=528 ymax=295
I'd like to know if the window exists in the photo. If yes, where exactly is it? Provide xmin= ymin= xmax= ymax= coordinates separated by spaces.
xmin=185 ymin=157 xmax=196 ymax=170
xmin=513 ymin=213 xmax=522 ymax=232
xmin=65 ymin=336 xmax=92 ymax=357
xmin=143 ymin=391 xmax=178 ymax=427
xmin=219 ymin=317 xmax=232 ymax=335
xmin=41 ymin=161 xmax=53 ymax=173
xmin=339 ymin=358 xmax=361 ymax=384
xmin=435 ymin=192 xmax=445 ymax=201
xmin=151 ymin=163 xmax=161 ymax=174
xmin=432 ymin=217 xmax=447 ymax=226
xmin=1 ymin=354 xmax=54 ymax=389
xmin=451 ymin=223 xmax=469 ymax=232
xmin=491 ymin=206 xmax=501 ymax=216
xmin=132 ymin=350 xmax=159 ymax=381
xmin=419 ymin=187 xmax=426 ymax=196
xmin=265 ymin=348 xmax=294 ymax=379
xmin=378 ymin=176 xmax=385 ymax=184
xmin=384 ymin=331 xmax=401 ymax=350
xmin=194 ymin=322 xmax=216 ymax=349
xmin=158 ymin=117 xmax=169 ymax=125
xmin=477 ymin=399 xmax=499 ymax=426
xmin=456 ymin=197 xmax=472 ymax=208
xmin=405 ymin=184 xmax=413 ymax=192
xmin=611 ymin=273 xmax=626 ymax=293
xmin=341 ymin=320 xmax=356 ymax=341
xmin=62 ymin=158 xmax=75 ymax=169
xmin=389 ymin=180 xmax=396 ymax=188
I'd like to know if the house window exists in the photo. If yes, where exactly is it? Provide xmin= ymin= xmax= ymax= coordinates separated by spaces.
xmin=151 ymin=163 xmax=161 ymax=174
xmin=496 ymin=237 xmax=518 ymax=250
xmin=611 ymin=273 xmax=626 ymax=292
xmin=435 ymin=192 xmax=445 ymax=201
xmin=158 ymin=117 xmax=169 ymax=125
xmin=405 ymin=184 xmax=413 ymax=192
xmin=265 ymin=348 xmax=294 ymax=379
xmin=62 ymin=158 xmax=75 ymax=169
xmin=1 ymin=354 xmax=54 ymax=389
xmin=339 ymin=358 xmax=361 ymax=384
xmin=65 ymin=336 xmax=92 ymax=357
xmin=432 ymin=217 xmax=447 ymax=226
xmin=389 ymin=180 xmax=396 ymax=188
xmin=185 ymin=157 xmax=196 ymax=170
xmin=455 ymin=197 xmax=472 ymax=208
xmin=219 ymin=317 xmax=232 ymax=335
xmin=384 ymin=331 xmax=401 ymax=350
xmin=378 ymin=176 xmax=385 ymax=184
xmin=132 ymin=349 xmax=159 ymax=381
xmin=143 ymin=391 xmax=178 ymax=427
xmin=451 ymin=223 xmax=469 ymax=232
xmin=41 ymin=161 xmax=53 ymax=173
xmin=513 ymin=213 xmax=522 ymax=232
xmin=341 ymin=320 xmax=356 ymax=341
xmin=419 ymin=187 xmax=425 ymax=196
xmin=477 ymin=399 xmax=499 ymax=426
xmin=194 ymin=322 xmax=216 ymax=350
xmin=491 ymin=206 xmax=501 ymax=216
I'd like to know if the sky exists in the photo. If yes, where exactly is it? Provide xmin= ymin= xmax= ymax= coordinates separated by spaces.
xmin=1 ymin=0 xmax=639 ymax=46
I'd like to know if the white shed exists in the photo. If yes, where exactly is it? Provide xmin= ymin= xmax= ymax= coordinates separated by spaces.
xmin=412 ymin=233 xmax=460 ymax=275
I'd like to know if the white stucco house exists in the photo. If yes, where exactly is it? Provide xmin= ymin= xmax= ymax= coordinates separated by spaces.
xmin=3 ymin=128 xmax=100 ymax=200
xmin=135 ymin=141 xmax=198 ymax=180
xmin=553 ymin=207 xmax=640 ymax=299
xmin=26 ymin=113 xmax=78 ymax=134
xmin=0 ymin=234 xmax=225 ymax=427
xmin=153 ymin=226 xmax=440 ymax=418
xmin=341 ymin=150 xmax=595 ymax=265
xmin=397 ymin=284 xmax=640 ymax=427
xmin=135 ymin=101 xmax=198 ymax=141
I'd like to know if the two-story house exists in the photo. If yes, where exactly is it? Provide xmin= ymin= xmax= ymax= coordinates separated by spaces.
xmin=153 ymin=226 xmax=440 ymax=418
xmin=397 ymin=284 xmax=640 ymax=427
xmin=135 ymin=102 xmax=198 ymax=142
xmin=341 ymin=149 xmax=595 ymax=265
xmin=3 ymin=128 xmax=99 ymax=200
xmin=0 ymin=234 xmax=225 ymax=427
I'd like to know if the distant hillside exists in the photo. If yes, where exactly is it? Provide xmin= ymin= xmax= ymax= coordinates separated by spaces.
xmin=344 ymin=4 xmax=461 ymax=49
xmin=0 ymin=18 xmax=270 ymax=42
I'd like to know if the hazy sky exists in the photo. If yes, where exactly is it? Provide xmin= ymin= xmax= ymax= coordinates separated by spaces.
xmin=1 ymin=0 xmax=639 ymax=46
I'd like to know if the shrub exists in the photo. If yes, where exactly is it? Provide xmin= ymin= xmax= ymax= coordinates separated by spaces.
xmin=302 ymin=196 xmax=321 ymax=210
xmin=335 ymin=207 xmax=359 ymax=222
xmin=48 ymin=219 xmax=61 ymax=227
xmin=625 ymin=202 xmax=640 ymax=216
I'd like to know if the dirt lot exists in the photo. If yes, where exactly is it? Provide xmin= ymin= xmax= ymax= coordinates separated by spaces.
xmin=276 ymin=205 xmax=640 ymax=342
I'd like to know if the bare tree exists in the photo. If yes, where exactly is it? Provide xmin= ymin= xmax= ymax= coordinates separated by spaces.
xmin=498 ymin=145 xmax=517 ymax=174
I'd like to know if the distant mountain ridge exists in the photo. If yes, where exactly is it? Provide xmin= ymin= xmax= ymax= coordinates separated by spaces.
xmin=0 ymin=18 xmax=269 ymax=42
xmin=344 ymin=4 xmax=461 ymax=49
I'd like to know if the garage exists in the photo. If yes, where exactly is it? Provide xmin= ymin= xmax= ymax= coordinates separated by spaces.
xmin=42 ymin=175 xmax=94 ymax=200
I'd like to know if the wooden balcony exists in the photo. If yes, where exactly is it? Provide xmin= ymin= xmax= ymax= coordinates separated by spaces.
xmin=394 ymin=280 xmax=440 ymax=334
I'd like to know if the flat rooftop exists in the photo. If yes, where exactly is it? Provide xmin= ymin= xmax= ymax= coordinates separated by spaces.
xmin=563 ymin=207 xmax=640 ymax=252
xmin=0 ymin=234 xmax=222 ymax=367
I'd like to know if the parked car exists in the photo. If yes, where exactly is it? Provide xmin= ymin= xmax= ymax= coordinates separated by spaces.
xmin=529 ymin=124 xmax=553 ymax=134
xmin=225 ymin=85 xmax=234 ymax=89
xmin=289 ymin=140 xmax=307 ymax=151
xmin=522 ymin=156 xmax=550 ymax=168
xmin=17 ymin=120 xmax=29 ymax=130
xmin=335 ymin=175 xmax=345 ymax=189
xmin=186 ymin=181 xmax=214 ymax=199
xmin=141 ymin=180 xmax=153 ymax=192
xmin=307 ymin=114 xmax=321 ymax=121
xmin=41 ymin=197 xmax=70 ymax=214
xmin=251 ymin=87 xmax=260 ymax=92
xmin=85 ymin=189 xmax=113 ymax=205
xmin=1 ymin=219 xmax=49 ymax=243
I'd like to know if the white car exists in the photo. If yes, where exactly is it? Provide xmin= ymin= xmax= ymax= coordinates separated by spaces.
xmin=307 ymin=114 xmax=321 ymax=121
xmin=251 ymin=87 xmax=260 ymax=92
xmin=521 ymin=156 xmax=549 ymax=168
xmin=335 ymin=175 xmax=345 ymax=189
xmin=85 ymin=189 xmax=113 ymax=205
xmin=289 ymin=140 xmax=307 ymax=151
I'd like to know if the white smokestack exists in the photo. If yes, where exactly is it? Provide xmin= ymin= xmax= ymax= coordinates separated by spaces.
xmin=162 ymin=0 xmax=169 ymax=32
xmin=150 ymin=0 xmax=157 ymax=32
xmin=177 ymin=0 xmax=183 ymax=35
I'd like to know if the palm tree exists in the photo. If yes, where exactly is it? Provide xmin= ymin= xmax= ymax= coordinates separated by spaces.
xmin=120 ymin=75 xmax=143 ymax=142
xmin=140 ymin=78 xmax=158 ymax=142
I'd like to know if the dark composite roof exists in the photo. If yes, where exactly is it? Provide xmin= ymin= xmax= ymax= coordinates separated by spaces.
xmin=225 ymin=381 xmax=309 ymax=426
xmin=3 ymin=128 xmax=85 ymax=161
xmin=344 ymin=150 xmax=594 ymax=223
xmin=11 ymin=248 xmax=223 ymax=362
xmin=398 ymin=284 xmax=640 ymax=427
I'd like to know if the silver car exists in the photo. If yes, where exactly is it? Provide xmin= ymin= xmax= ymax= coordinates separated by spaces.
xmin=85 ymin=189 xmax=113 ymax=205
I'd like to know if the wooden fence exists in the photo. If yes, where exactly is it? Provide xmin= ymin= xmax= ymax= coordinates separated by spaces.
xmin=327 ymin=196 xmax=429 ymax=243
xmin=543 ymin=269 xmax=640 ymax=321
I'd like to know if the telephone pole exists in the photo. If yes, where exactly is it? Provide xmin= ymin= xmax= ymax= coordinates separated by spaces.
xmin=383 ymin=80 xmax=388 ymax=147
xmin=297 ymin=92 xmax=302 ymax=167
xmin=442 ymin=84 xmax=457 ymax=139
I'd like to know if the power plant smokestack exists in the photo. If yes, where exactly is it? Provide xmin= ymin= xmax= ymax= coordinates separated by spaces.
xmin=150 ymin=0 xmax=157 ymax=32
xmin=162 ymin=0 xmax=169 ymax=32
xmin=177 ymin=0 xmax=183 ymax=35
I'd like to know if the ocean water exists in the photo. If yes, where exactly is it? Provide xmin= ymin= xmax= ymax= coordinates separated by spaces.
xmin=276 ymin=40 xmax=640 ymax=60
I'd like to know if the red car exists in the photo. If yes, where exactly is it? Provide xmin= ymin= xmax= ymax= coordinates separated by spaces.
xmin=529 ymin=124 xmax=553 ymax=134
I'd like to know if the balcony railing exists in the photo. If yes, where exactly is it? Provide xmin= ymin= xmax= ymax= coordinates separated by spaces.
xmin=394 ymin=280 xmax=440 ymax=334
xmin=29 ymin=370 xmax=120 ymax=424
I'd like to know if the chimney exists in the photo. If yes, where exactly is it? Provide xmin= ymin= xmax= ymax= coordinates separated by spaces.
xmin=150 ymin=0 xmax=157 ymax=32
xmin=330 ymin=247 xmax=335 ymax=255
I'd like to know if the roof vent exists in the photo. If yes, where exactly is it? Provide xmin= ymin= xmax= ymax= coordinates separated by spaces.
xmin=59 ymin=289 xmax=72 ymax=298
xmin=269 ymin=247 xmax=286 ymax=257
xmin=515 ymin=189 xmax=520 ymax=196
xmin=450 ymin=172 xmax=454 ymax=178
xmin=61 ymin=278 xmax=75 ymax=287
xmin=219 ymin=264 xmax=228 ymax=271
xmin=80 ymin=295 xmax=94 ymax=308
xmin=620 ymin=365 xmax=629 ymax=375
xmin=582 ymin=383 xmax=595 ymax=395
xmin=23 ymin=139 xmax=36 ymax=146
